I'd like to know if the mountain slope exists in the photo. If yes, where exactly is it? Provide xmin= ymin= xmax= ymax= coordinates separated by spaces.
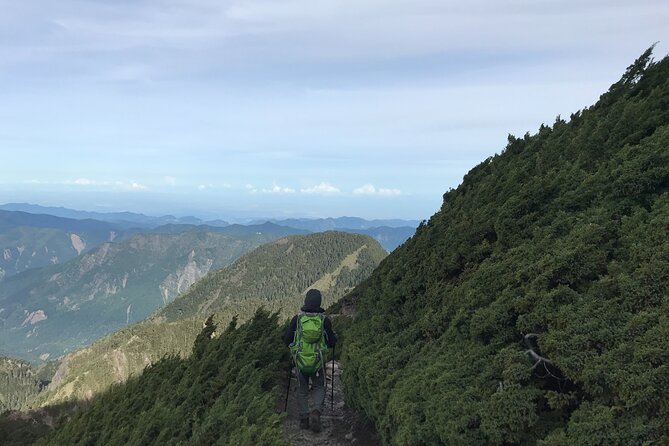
xmin=33 ymin=231 xmax=386 ymax=407
xmin=0 ymin=229 xmax=294 ymax=361
xmin=0 ymin=210 xmax=122 ymax=281
xmin=342 ymin=49 xmax=669 ymax=444
xmin=35 ymin=312 xmax=288 ymax=446
xmin=158 ymin=231 xmax=388 ymax=322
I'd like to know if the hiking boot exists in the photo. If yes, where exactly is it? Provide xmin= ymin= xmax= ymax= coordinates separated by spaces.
xmin=309 ymin=409 xmax=321 ymax=433
xmin=299 ymin=418 xmax=310 ymax=430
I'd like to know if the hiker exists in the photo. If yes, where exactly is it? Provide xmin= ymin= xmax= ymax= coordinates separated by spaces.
xmin=284 ymin=288 xmax=337 ymax=433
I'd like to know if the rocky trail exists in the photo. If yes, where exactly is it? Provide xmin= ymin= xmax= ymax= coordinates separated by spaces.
xmin=280 ymin=361 xmax=381 ymax=446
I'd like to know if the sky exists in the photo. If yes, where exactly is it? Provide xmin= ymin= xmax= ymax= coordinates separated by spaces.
xmin=0 ymin=0 xmax=668 ymax=221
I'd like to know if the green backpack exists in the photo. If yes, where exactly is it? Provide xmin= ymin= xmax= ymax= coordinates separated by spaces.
xmin=290 ymin=313 xmax=328 ymax=375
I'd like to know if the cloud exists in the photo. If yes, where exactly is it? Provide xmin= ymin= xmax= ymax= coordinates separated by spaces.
xmin=61 ymin=178 xmax=108 ymax=186
xmin=130 ymin=182 xmax=148 ymax=191
xmin=301 ymin=182 xmax=340 ymax=194
xmin=262 ymin=183 xmax=295 ymax=194
xmin=72 ymin=178 xmax=96 ymax=185
xmin=353 ymin=184 xmax=402 ymax=196
xmin=198 ymin=184 xmax=207 ymax=190
xmin=165 ymin=176 xmax=177 ymax=186
xmin=245 ymin=183 xmax=295 ymax=194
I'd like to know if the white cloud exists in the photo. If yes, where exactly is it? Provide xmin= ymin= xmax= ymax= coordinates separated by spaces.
xmin=378 ymin=187 xmax=402 ymax=196
xmin=130 ymin=182 xmax=148 ymax=191
xmin=301 ymin=182 xmax=340 ymax=194
xmin=72 ymin=178 xmax=95 ymax=185
xmin=198 ymin=184 xmax=207 ymax=190
xmin=61 ymin=178 xmax=110 ymax=186
xmin=353 ymin=184 xmax=376 ymax=195
xmin=165 ymin=176 xmax=177 ymax=186
xmin=262 ymin=183 xmax=295 ymax=194
xmin=353 ymin=184 xmax=402 ymax=196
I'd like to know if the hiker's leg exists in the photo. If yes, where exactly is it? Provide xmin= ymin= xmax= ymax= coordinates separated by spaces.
xmin=296 ymin=370 xmax=310 ymax=419
xmin=312 ymin=368 xmax=326 ymax=413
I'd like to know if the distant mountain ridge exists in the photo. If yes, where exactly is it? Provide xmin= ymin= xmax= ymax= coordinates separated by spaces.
xmin=0 ymin=203 xmax=229 ymax=229
xmin=1 ymin=204 xmax=417 ymax=252
xmin=0 ymin=210 xmax=123 ymax=281
xmin=253 ymin=216 xmax=420 ymax=230
xmin=0 ymin=227 xmax=300 ymax=362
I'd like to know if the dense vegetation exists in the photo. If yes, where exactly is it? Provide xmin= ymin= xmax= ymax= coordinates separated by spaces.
xmin=32 ymin=232 xmax=385 ymax=408
xmin=36 ymin=310 xmax=290 ymax=446
xmin=342 ymin=48 xmax=669 ymax=445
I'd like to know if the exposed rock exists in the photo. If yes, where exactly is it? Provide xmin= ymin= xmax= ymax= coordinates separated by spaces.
xmin=70 ymin=234 xmax=86 ymax=255
xmin=110 ymin=349 xmax=129 ymax=383
xmin=21 ymin=310 xmax=48 ymax=327
xmin=159 ymin=257 xmax=214 ymax=305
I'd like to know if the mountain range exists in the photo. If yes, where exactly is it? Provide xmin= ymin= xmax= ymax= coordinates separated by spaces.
xmin=0 ymin=225 xmax=304 ymax=362
xmin=0 ymin=210 xmax=123 ymax=281
xmin=0 ymin=205 xmax=416 ymax=255
xmin=32 ymin=231 xmax=386 ymax=407
xmin=0 ymin=204 xmax=230 ymax=229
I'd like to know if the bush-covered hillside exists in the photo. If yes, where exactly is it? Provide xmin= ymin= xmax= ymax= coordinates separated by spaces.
xmin=159 ymin=231 xmax=387 ymax=321
xmin=36 ymin=310 xmax=289 ymax=446
xmin=342 ymin=48 xmax=669 ymax=445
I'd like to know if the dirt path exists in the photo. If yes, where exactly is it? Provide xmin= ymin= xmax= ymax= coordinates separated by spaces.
xmin=280 ymin=361 xmax=381 ymax=446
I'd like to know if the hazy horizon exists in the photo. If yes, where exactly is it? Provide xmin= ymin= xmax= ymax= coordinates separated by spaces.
xmin=2 ymin=1 xmax=668 ymax=220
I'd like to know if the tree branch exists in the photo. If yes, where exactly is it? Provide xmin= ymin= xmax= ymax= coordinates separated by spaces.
xmin=524 ymin=333 xmax=553 ymax=367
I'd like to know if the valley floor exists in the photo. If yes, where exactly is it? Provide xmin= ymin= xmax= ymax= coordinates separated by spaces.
xmin=281 ymin=361 xmax=381 ymax=446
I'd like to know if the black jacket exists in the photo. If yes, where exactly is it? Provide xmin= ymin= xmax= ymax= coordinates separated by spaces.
xmin=283 ymin=304 xmax=337 ymax=348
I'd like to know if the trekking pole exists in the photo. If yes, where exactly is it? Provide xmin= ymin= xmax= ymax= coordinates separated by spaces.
xmin=283 ymin=362 xmax=292 ymax=412
xmin=331 ymin=345 xmax=335 ymax=410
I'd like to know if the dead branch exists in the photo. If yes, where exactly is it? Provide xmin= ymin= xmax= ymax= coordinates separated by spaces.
xmin=524 ymin=333 xmax=554 ymax=367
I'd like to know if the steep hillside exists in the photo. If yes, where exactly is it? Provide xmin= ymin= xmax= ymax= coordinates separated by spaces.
xmin=0 ymin=210 xmax=122 ymax=281
xmin=0 ymin=229 xmax=293 ymax=361
xmin=32 ymin=231 xmax=386 ymax=407
xmin=342 ymin=49 xmax=669 ymax=444
xmin=35 ymin=311 xmax=288 ymax=445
